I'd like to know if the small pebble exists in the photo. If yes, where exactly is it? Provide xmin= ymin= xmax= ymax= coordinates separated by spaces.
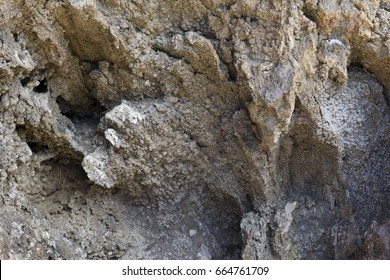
xmin=189 ymin=229 xmax=197 ymax=237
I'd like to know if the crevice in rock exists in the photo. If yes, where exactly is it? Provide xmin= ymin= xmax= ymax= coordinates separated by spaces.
xmin=79 ymin=60 xmax=100 ymax=73
xmin=383 ymin=87 xmax=390 ymax=111
xmin=20 ymin=77 xmax=30 ymax=87
xmin=302 ymin=4 xmax=317 ymax=25
xmin=41 ymin=158 xmax=90 ymax=186
xmin=152 ymin=45 xmax=188 ymax=63
xmin=347 ymin=62 xmax=365 ymax=70
xmin=32 ymin=78 xmax=48 ymax=93
xmin=56 ymin=95 xmax=106 ymax=131
xmin=21 ymin=75 xmax=48 ymax=93
xmin=12 ymin=32 xmax=19 ymax=42
xmin=226 ymin=64 xmax=237 ymax=83
xmin=16 ymin=125 xmax=50 ymax=154
xmin=26 ymin=141 xmax=49 ymax=154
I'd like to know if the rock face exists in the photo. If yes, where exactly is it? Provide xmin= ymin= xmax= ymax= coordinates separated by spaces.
xmin=0 ymin=0 xmax=389 ymax=260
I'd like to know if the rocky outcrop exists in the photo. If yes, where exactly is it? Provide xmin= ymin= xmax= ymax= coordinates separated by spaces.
xmin=0 ymin=0 xmax=389 ymax=259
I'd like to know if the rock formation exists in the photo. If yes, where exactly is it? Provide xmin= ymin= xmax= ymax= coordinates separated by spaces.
xmin=0 ymin=0 xmax=389 ymax=259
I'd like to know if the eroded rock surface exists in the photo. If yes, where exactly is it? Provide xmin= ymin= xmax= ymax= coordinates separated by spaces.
xmin=0 ymin=0 xmax=389 ymax=259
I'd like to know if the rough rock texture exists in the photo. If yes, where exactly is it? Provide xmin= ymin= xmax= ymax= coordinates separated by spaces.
xmin=0 ymin=0 xmax=389 ymax=260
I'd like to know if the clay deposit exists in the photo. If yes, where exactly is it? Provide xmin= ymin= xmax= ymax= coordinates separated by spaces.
xmin=0 ymin=0 xmax=389 ymax=259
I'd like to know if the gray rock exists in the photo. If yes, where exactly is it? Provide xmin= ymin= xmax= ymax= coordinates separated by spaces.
xmin=0 ymin=0 xmax=389 ymax=260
